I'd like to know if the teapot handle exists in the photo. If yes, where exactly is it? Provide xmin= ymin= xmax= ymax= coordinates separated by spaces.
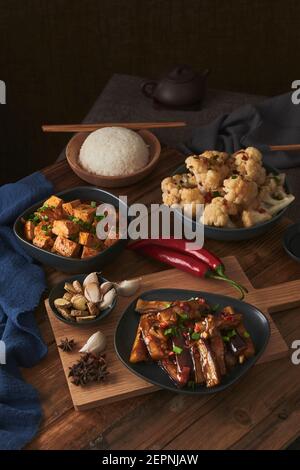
xmin=141 ymin=80 xmax=157 ymax=98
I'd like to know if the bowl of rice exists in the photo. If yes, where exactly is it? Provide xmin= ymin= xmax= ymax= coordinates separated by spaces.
xmin=66 ymin=126 xmax=161 ymax=188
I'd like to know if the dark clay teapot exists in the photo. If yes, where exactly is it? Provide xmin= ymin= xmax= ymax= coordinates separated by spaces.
xmin=141 ymin=65 xmax=209 ymax=109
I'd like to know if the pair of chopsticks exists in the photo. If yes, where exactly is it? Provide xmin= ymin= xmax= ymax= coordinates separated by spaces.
xmin=41 ymin=124 xmax=300 ymax=153
xmin=42 ymin=122 xmax=187 ymax=132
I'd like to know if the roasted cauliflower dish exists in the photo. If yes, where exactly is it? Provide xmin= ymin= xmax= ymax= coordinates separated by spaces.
xmin=161 ymin=147 xmax=295 ymax=228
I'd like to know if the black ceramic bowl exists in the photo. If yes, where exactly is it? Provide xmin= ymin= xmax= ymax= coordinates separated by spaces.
xmin=49 ymin=273 xmax=116 ymax=326
xmin=13 ymin=186 xmax=129 ymax=273
xmin=283 ymin=222 xmax=300 ymax=263
xmin=115 ymin=288 xmax=270 ymax=395
xmin=173 ymin=164 xmax=293 ymax=241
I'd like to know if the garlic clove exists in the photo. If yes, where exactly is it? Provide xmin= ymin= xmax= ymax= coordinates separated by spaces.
xmin=72 ymin=280 xmax=83 ymax=294
xmin=84 ymin=282 xmax=102 ymax=304
xmin=99 ymin=288 xmax=117 ymax=310
xmin=100 ymin=281 xmax=114 ymax=296
xmin=79 ymin=331 xmax=107 ymax=355
xmin=83 ymin=272 xmax=100 ymax=288
xmin=114 ymin=277 xmax=142 ymax=297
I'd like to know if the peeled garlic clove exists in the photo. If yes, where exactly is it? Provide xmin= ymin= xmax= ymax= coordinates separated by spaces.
xmin=72 ymin=280 xmax=83 ymax=294
xmin=64 ymin=282 xmax=77 ymax=294
xmin=99 ymin=288 xmax=117 ymax=310
xmin=54 ymin=298 xmax=72 ymax=308
xmin=84 ymin=282 xmax=102 ymax=304
xmin=100 ymin=281 xmax=114 ymax=296
xmin=115 ymin=278 xmax=142 ymax=297
xmin=79 ymin=331 xmax=106 ymax=355
xmin=63 ymin=292 xmax=73 ymax=302
xmin=71 ymin=294 xmax=87 ymax=311
xmin=83 ymin=272 xmax=99 ymax=288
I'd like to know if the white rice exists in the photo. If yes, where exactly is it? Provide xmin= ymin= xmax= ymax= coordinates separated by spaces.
xmin=79 ymin=127 xmax=149 ymax=176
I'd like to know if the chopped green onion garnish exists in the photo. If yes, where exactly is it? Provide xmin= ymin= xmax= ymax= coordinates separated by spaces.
xmin=95 ymin=215 xmax=105 ymax=222
xmin=191 ymin=332 xmax=200 ymax=340
xmin=211 ymin=304 xmax=220 ymax=312
xmin=187 ymin=380 xmax=195 ymax=390
xmin=222 ymin=336 xmax=230 ymax=342
xmin=212 ymin=191 xmax=221 ymax=198
xmin=227 ymin=329 xmax=237 ymax=338
xmin=231 ymin=175 xmax=238 ymax=179
xmin=90 ymin=201 xmax=97 ymax=208
xmin=177 ymin=312 xmax=188 ymax=320
xmin=243 ymin=331 xmax=250 ymax=338
xmin=173 ymin=345 xmax=183 ymax=354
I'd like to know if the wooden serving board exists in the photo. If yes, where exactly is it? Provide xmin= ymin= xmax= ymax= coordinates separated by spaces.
xmin=45 ymin=255 xmax=300 ymax=411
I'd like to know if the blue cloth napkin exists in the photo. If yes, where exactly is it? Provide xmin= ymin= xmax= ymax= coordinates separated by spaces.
xmin=182 ymin=92 xmax=300 ymax=169
xmin=0 ymin=172 xmax=53 ymax=449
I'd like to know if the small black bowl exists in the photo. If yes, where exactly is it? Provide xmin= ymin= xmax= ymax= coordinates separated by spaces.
xmin=283 ymin=223 xmax=300 ymax=262
xmin=13 ymin=186 xmax=129 ymax=273
xmin=49 ymin=273 xmax=116 ymax=326
xmin=172 ymin=164 xmax=293 ymax=241
xmin=115 ymin=288 xmax=270 ymax=395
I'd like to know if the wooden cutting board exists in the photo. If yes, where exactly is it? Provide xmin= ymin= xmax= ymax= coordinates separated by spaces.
xmin=45 ymin=255 xmax=300 ymax=411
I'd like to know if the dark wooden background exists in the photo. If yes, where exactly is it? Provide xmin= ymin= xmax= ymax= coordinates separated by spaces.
xmin=1 ymin=0 xmax=300 ymax=184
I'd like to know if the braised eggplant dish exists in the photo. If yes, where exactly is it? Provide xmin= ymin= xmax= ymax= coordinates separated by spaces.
xmin=129 ymin=297 xmax=255 ymax=388
xmin=21 ymin=195 xmax=119 ymax=259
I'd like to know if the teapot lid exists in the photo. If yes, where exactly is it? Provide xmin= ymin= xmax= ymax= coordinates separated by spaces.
xmin=166 ymin=65 xmax=197 ymax=84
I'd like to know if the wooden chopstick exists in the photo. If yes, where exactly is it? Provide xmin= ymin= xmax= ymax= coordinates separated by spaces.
xmin=42 ymin=122 xmax=187 ymax=132
xmin=269 ymin=144 xmax=300 ymax=152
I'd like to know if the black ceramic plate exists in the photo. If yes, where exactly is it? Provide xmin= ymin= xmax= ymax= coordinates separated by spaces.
xmin=49 ymin=273 xmax=116 ymax=327
xmin=172 ymin=164 xmax=293 ymax=241
xmin=115 ymin=289 xmax=270 ymax=394
xmin=13 ymin=186 xmax=129 ymax=273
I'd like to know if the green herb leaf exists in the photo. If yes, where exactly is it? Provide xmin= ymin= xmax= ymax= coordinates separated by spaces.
xmin=172 ymin=345 xmax=183 ymax=354
xmin=231 ymin=175 xmax=238 ymax=179
xmin=211 ymin=304 xmax=220 ymax=312
xmin=187 ymin=380 xmax=195 ymax=390
xmin=177 ymin=312 xmax=188 ymax=320
xmin=212 ymin=191 xmax=221 ymax=198
xmin=222 ymin=335 xmax=230 ymax=342
xmin=227 ymin=329 xmax=237 ymax=338
xmin=95 ymin=215 xmax=105 ymax=222
xmin=191 ymin=332 xmax=200 ymax=340
xmin=43 ymin=215 xmax=49 ymax=221
xmin=90 ymin=201 xmax=97 ymax=208
xmin=243 ymin=331 xmax=250 ymax=338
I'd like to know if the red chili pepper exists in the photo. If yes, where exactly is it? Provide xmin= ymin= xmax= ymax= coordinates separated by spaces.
xmin=129 ymin=238 xmax=248 ymax=298
xmin=132 ymin=244 xmax=246 ymax=299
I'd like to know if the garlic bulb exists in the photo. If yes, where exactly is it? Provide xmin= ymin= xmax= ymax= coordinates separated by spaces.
xmin=79 ymin=331 xmax=106 ymax=355
xmin=84 ymin=282 xmax=102 ymax=304
xmin=114 ymin=278 xmax=142 ymax=296
xmin=100 ymin=288 xmax=117 ymax=310
xmin=83 ymin=272 xmax=99 ymax=288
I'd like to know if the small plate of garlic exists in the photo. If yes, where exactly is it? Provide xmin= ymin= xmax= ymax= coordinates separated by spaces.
xmin=49 ymin=271 xmax=142 ymax=326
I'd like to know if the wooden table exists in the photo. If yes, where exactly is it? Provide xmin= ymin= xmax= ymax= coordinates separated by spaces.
xmin=23 ymin=147 xmax=300 ymax=450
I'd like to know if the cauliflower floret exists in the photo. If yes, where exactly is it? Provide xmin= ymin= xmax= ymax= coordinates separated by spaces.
xmin=223 ymin=176 xmax=258 ymax=206
xmin=242 ymin=209 xmax=272 ymax=227
xmin=234 ymin=147 xmax=266 ymax=185
xmin=186 ymin=151 xmax=231 ymax=191
xmin=161 ymin=174 xmax=204 ymax=216
xmin=201 ymin=197 xmax=236 ymax=227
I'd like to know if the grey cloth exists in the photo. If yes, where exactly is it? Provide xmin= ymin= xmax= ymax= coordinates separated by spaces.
xmin=183 ymin=92 xmax=300 ymax=169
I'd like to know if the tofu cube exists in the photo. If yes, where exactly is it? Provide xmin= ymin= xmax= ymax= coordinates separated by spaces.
xmin=24 ymin=220 xmax=35 ymax=241
xmin=35 ymin=207 xmax=63 ymax=222
xmin=44 ymin=195 xmax=63 ymax=209
xmin=78 ymin=231 xmax=102 ymax=249
xmin=33 ymin=234 xmax=54 ymax=250
xmin=53 ymin=236 xmax=81 ymax=258
xmin=73 ymin=204 xmax=96 ymax=224
xmin=52 ymin=220 xmax=80 ymax=238
xmin=62 ymin=199 xmax=81 ymax=217
xmin=34 ymin=221 xmax=52 ymax=237
xmin=81 ymin=246 xmax=100 ymax=259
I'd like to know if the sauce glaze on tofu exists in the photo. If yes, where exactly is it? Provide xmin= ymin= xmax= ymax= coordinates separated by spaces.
xmin=22 ymin=195 xmax=120 ymax=259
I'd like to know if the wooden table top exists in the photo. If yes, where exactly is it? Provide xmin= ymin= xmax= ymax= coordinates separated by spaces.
xmin=24 ymin=147 xmax=300 ymax=450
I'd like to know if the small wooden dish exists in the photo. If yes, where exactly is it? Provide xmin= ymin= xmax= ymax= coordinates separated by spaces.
xmin=66 ymin=129 xmax=161 ymax=188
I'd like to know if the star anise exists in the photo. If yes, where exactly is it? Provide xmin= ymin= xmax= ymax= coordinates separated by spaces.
xmin=68 ymin=353 xmax=109 ymax=386
xmin=58 ymin=337 xmax=75 ymax=352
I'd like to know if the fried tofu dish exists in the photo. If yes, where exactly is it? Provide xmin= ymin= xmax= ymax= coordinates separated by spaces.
xmin=161 ymin=147 xmax=295 ymax=228
xmin=22 ymin=195 xmax=119 ymax=259
xmin=130 ymin=298 xmax=255 ymax=389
